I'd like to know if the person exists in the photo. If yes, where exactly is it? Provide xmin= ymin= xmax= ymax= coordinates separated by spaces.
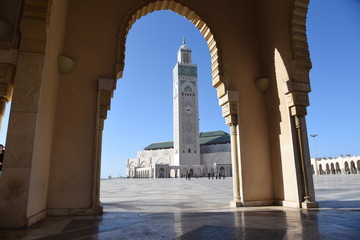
xmin=0 ymin=144 xmax=4 ymax=177
xmin=188 ymin=173 xmax=191 ymax=180
xmin=208 ymin=172 xmax=210 ymax=179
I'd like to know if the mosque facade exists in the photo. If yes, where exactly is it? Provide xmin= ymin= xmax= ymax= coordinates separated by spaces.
xmin=126 ymin=42 xmax=232 ymax=178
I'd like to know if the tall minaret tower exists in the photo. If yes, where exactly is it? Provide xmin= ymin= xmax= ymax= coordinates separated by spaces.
xmin=173 ymin=39 xmax=200 ymax=166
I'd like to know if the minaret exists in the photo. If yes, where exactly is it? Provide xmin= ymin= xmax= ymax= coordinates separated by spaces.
xmin=173 ymin=39 xmax=200 ymax=166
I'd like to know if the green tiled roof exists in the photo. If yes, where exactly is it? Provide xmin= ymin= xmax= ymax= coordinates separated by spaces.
xmin=199 ymin=131 xmax=228 ymax=138
xmin=144 ymin=141 xmax=174 ymax=150
xmin=144 ymin=131 xmax=230 ymax=150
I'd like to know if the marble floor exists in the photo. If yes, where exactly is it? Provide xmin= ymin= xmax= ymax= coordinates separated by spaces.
xmin=1 ymin=175 xmax=360 ymax=239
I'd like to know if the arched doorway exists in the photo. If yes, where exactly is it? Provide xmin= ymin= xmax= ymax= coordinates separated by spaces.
xmin=326 ymin=163 xmax=330 ymax=175
xmin=159 ymin=168 xmax=165 ymax=178
xmin=350 ymin=161 xmax=357 ymax=174
xmin=344 ymin=162 xmax=350 ymax=174
xmin=330 ymin=163 xmax=335 ymax=174
xmin=336 ymin=162 xmax=341 ymax=174
xmin=189 ymin=169 xmax=194 ymax=178
xmin=220 ymin=167 xmax=225 ymax=177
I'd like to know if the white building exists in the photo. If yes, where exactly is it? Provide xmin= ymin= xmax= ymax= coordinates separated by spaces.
xmin=126 ymin=41 xmax=231 ymax=178
xmin=311 ymin=155 xmax=360 ymax=175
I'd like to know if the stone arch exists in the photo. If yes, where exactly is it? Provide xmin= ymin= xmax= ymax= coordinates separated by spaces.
xmin=335 ymin=162 xmax=341 ymax=174
xmin=211 ymin=153 xmax=227 ymax=165
xmin=325 ymin=163 xmax=330 ymax=175
xmin=170 ymin=168 xmax=176 ymax=178
xmin=330 ymin=163 xmax=335 ymax=174
xmin=116 ymin=0 xmax=226 ymax=98
xmin=350 ymin=161 xmax=357 ymax=174
xmin=289 ymin=0 xmax=312 ymax=80
xmin=156 ymin=158 xmax=169 ymax=164
xmin=140 ymin=161 xmax=149 ymax=167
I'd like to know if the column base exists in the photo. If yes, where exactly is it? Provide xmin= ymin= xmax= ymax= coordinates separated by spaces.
xmin=230 ymin=200 xmax=243 ymax=207
xmin=301 ymin=200 xmax=318 ymax=209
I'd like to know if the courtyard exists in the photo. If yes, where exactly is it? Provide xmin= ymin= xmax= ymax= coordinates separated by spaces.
xmin=0 ymin=175 xmax=359 ymax=239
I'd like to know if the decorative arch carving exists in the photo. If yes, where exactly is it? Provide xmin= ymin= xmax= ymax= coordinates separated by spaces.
xmin=116 ymin=0 xmax=226 ymax=98
xmin=289 ymin=0 xmax=312 ymax=83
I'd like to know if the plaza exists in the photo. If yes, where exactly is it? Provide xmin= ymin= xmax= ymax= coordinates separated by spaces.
xmin=1 ymin=175 xmax=359 ymax=239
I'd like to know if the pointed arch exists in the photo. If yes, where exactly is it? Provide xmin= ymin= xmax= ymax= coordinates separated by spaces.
xmin=116 ymin=0 xmax=226 ymax=98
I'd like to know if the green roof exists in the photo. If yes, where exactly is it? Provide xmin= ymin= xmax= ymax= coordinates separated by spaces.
xmin=144 ymin=131 xmax=230 ymax=150
xmin=144 ymin=141 xmax=173 ymax=150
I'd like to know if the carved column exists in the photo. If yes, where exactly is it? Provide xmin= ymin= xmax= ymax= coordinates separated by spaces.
xmin=219 ymin=91 xmax=242 ymax=207
xmin=285 ymin=80 xmax=318 ymax=208
xmin=93 ymin=78 xmax=116 ymax=214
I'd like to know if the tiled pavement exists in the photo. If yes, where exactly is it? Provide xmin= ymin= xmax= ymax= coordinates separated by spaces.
xmin=1 ymin=175 xmax=360 ymax=239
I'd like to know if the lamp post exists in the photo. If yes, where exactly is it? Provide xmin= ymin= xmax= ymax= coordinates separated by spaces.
xmin=310 ymin=134 xmax=318 ymax=158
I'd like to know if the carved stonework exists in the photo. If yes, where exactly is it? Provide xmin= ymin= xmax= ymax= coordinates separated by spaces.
xmin=20 ymin=0 xmax=51 ymax=53
xmin=116 ymin=0 xmax=226 ymax=98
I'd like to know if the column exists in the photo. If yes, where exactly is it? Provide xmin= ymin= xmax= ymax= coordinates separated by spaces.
xmin=93 ymin=78 xmax=116 ymax=214
xmin=286 ymin=80 xmax=318 ymax=208
xmin=219 ymin=91 xmax=242 ymax=207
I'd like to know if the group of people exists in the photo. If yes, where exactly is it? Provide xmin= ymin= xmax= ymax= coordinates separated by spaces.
xmin=208 ymin=172 xmax=225 ymax=180
xmin=184 ymin=172 xmax=226 ymax=180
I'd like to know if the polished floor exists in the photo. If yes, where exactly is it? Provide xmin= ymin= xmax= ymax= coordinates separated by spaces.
xmin=1 ymin=175 xmax=360 ymax=239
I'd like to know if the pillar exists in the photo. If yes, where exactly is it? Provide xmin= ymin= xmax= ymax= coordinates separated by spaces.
xmin=219 ymin=91 xmax=242 ymax=207
xmin=285 ymin=79 xmax=318 ymax=208
xmin=93 ymin=78 xmax=116 ymax=213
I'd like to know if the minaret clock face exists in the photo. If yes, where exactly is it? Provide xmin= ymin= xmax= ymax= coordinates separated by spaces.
xmin=185 ymin=105 xmax=192 ymax=115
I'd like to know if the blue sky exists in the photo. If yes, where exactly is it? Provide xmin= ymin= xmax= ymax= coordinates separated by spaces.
xmin=0 ymin=1 xmax=359 ymax=178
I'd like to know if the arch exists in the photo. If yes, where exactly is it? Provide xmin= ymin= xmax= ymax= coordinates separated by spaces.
xmin=318 ymin=164 xmax=324 ymax=175
xmin=170 ymin=168 xmax=176 ymax=178
xmin=140 ymin=161 xmax=149 ymax=167
xmin=335 ymin=162 xmax=341 ymax=174
xmin=156 ymin=158 xmax=169 ymax=165
xmin=325 ymin=163 xmax=330 ymax=175
xmin=344 ymin=161 xmax=350 ymax=174
xmin=195 ymin=168 xmax=201 ymax=177
xmin=330 ymin=163 xmax=335 ymax=174
xmin=289 ymin=0 xmax=312 ymax=80
xmin=189 ymin=168 xmax=194 ymax=177
xmin=116 ymin=0 xmax=226 ymax=98
xmin=220 ymin=166 xmax=225 ymax=176
xmin=211 ymin=153 xmax=228 ymax=165
xmin=350 ymin=161 xmax=357 ymax=174
xmin=182 ymin=168 xmax=188 ymax=176
xmin=159 ymin=167 xmax=165 ymax=178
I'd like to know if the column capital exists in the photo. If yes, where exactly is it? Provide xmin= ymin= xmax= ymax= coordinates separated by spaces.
xmin=219 ymin=90 xmax=239 ymax=125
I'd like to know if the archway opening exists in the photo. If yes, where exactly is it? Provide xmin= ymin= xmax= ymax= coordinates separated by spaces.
xmin=100 ymin=9 xmax=231 ymax=212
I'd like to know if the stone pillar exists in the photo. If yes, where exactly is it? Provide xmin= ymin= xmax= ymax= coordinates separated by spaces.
xmin=219 ymin=91 xmax=242 ymax=207
xmin=285 ymin=80 xmax=318 ymax=208
xmin=93 ymin=78 xmax=116 ymax=214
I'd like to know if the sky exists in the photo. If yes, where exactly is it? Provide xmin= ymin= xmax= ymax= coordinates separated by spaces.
xmin=0 ymin=1 xmax=359 ymax=178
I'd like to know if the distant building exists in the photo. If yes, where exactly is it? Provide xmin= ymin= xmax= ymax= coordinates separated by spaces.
xmin=311 ymin=156 xmax=360 ymax=175
xmin=126 ymin=41 xmax=231 ymax=178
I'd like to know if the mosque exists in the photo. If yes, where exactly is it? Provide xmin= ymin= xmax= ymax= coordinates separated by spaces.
xmin=126 ymin=41 xmax=232 ymax=178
